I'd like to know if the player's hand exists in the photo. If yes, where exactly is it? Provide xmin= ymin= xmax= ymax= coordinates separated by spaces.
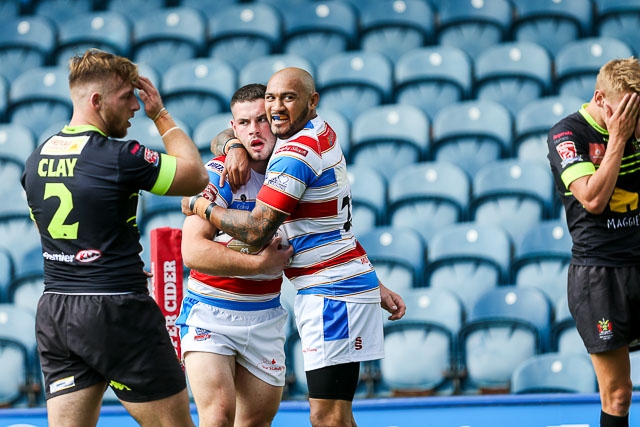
xmin=257 ymin=236 xmax=294 ymax=276
xmin=221 ymin=147 xmax=251 ymax=192
xmin=379 ymin=283 xmax=406 ymax=321
xmin=135 ymin=76 xmax=163 ymax=120
xmin=604 ymin=92 xmax=640 ymax=145
xmin=181 ymin=196 xmax=195 ymax=216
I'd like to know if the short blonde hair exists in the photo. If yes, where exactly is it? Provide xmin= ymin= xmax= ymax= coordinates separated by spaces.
xmin=68 ymin=49 xmax=138 ymax=91
xmin=596 ymin=57 xmax=640 ymax=95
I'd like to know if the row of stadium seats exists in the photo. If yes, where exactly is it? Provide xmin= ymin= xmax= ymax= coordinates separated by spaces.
xmin=2 ymin=0 xmax=639 ymax=68
xmin=0 ymin=33 xmax=632 ymax=129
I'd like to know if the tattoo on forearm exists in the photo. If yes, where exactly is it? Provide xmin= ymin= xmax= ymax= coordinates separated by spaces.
xmin=220 ymin=203 xmax=288 ymax=247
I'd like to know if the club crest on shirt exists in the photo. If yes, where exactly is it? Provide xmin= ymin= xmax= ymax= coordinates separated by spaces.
xmin=143 ymin=148 xmax=159 ymax=166
xmin=555 ymin=141 xmax=581 ymax=167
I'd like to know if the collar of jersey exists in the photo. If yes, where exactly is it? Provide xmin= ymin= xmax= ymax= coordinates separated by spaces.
xmin=578 ymin=104 xmax=607 ymax=135
xmin=63 ymin=124 xmax=107 ymax=137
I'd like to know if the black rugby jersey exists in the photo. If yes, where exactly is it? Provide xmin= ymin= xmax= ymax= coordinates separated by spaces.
xmin=547 ymin=107 xmax=640 ymax=266
xmin=21 ymin=125 xmax=177 ymax=293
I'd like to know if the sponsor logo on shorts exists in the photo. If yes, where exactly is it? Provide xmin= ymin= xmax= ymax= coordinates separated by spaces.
xmin=194 ymin=327 xmax=211 ymax=341
xmin=598 ymin=318 xmax=613 ymax=341
xmin=50 ymin=375 xmax=75 ymax=394
xmin=354 ymin=337 xmax=363 ymax=351
xmin=258 ymin=358 xmax=285 ymax=372
xmin=75 ymin=249 xmax=101 ymax=263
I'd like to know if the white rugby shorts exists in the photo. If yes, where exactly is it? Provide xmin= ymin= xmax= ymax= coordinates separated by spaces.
xmin=294 ymin=294 xmax=385 ymax=372
xmin=180 ymin=301 xmax=288 ymax=386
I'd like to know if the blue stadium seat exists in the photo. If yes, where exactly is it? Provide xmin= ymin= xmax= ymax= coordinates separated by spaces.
xmin=106 ymin=0 xmax=166 ymax=23
xmin=0 ymin=248 xmax=12 ymax=303
xmin=160 ymin=58 xmax=237 ymax=131
xmin=474 ymin=41 xmax=553 ymax=117
xmin=0 ymin=74 xmax=7 ymax=121
xmin=426 ymin=222 xmax=512 ymax=314
xmin=280 ymin=0 xmax=358 ymax=70
xmin=380 ymin=289 xmax=463 ymax=396
xmin=207 ymin=3 xmax=283 ymax=73
xmin=436 ymin=0 xmax=513 ymax=61
xmin=512 ymin=219 xmax=571 ymax=282
xmin=54 ymin=11 xmax=133 ymax=64
xmin=0 ymin=16 xmax=57 ymax=83
xmin=122 ymin=113 xmax=190 ymax=154
xmin=8 ymin=66 xmax=72 ymax=144
xmin=358 ymin=226 xmax=426 ymax=292
xmin=239 ymin=54 xmax=315 ymax=87
xmin=511 ymin=0 xmax=594 ymax=57
xmin=552 ymin=295 xmax=587 ymax=355
xmin=347 ymin=164 xmax=387 ymax=237
xmin=510 ymin=352 xmax=596 ymax=394
xmin=555 ymin=37 xmax=633 ymax=101
xmin=394 ymin=45 xmax=472 ymax=120
xmin=514 ymin=95 xmax=583 ymax=160
xmin=350 ymin=104 xmax=430 ymax=182
xmin=458 ymin=287 xmax=553 ymax=393
xmin=432 ymin=100 xmax=512 ymax=178
xmin=34 ymin=0 xmax=95 ymax=25
xmin=0 ymin=216 xmax=41 ymax=276
xmin=9 ymin=245 xmax=43 ymax=314
xmin=181 ymin=0 xmax=242 ymax=14
xmin=317 ymin=50 xmax=393 ymax=123
xmin=358 ymin=0 xmax=435 ymax=63
xmin=513 ymin=219 xmax=571 ymax=305
xmin=0 ymin=340 xmax=29 ymax=406
xmin=0 ymin=0 xmax=21 ymax=18
xmin=139 ymin=192 xmax=184 ymax=235
xmin=388 ymin=161 xmax=470 ymax=243
xmin=192 ymin=112 xmax=233 ymax=159
xmin=132 ymin=7 xmax=207 ymax=73
xmin=0 ymin=303 xmax=38 ymax=401
xmin=0 ymin=182 xmax=29 ymax=219
xmin=596 ymin=0 xmax=640 ymax=56
xmin=0 ymin=123 xmax=35 ymax=170
xmin=470 ymin=159 xmax=555 ymax=245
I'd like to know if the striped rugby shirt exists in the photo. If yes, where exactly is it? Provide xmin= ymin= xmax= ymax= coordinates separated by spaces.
xmin=257 ymin=115 xmax=381 ymax=303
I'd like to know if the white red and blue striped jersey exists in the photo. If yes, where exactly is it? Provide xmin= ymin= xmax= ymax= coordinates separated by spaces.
xmin=257 ymin=115 xmax=381 ymax=303
xmin=187 ymin=155 xmax=283 ymax=311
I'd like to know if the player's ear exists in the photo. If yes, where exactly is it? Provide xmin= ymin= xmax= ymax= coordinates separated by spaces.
xmin=90 ymin=92 xmax=101 ymax=110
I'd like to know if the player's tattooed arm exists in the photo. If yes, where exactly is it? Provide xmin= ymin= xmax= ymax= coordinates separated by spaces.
xmin=218 ymin=202 xmax=289 ymax=247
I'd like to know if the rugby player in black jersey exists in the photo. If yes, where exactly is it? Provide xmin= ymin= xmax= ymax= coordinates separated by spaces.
xmin=21 ymin=49 xmax=208 ymax=427
xmin=548 ymin=57 xmax=640 ymax=427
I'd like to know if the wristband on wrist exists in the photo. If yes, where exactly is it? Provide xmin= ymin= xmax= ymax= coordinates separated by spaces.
xmin=161 ymin=126 xmax=180 ymax=138
xmin=152 ymin=107 xmax=167 ymax=122
xmin=204 ymin=203 xmax=214 ymax=221
xmin=223 ymin=137 xmax=239 ymax=154
xmin=227 ymin=142 xmax=245 ymax=152
xmin=189 ymin=195 xmax=201 ymax=212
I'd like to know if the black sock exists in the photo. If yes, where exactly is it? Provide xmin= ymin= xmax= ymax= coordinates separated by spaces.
xmin=601 ymin=410 xmax=629 ymax=427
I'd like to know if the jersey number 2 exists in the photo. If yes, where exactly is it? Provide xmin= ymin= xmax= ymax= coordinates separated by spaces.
xmin=44 ymin=183 xmax=78 ymax=239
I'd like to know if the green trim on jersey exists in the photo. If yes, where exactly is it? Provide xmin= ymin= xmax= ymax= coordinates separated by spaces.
xmin=150 ymin=153 xmax=176 ymax=195
xmin=63 ymin=124 xmax=107 ymax=136
xmin=578 ymin=106 xmax=607 ymax=135
xmin=561 ymin=162 xmax=596 ymax=189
